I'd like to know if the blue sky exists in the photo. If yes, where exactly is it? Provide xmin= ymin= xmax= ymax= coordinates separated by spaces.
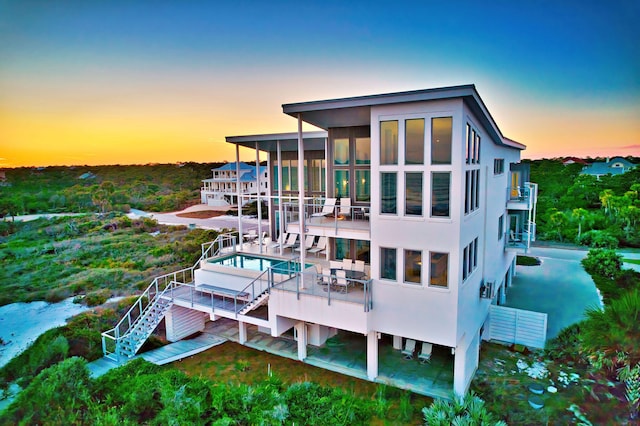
xmin=1 ymin=0 xmax=638 ymax=166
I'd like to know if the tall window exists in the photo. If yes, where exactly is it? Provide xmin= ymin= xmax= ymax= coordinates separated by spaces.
xmin=498 ymin=214 xmax=504 ymax=240
xmin=334 ymin=138 xmax=349 ymax=165
xmin=404 ymin=249 xmax=422 ymax=284
xmin=355 ymin=170 xmax=370 ymax=202
xmin=380 ymin=247 xmax=397 ymax=280
xmin=494 ymin=159 xmax=504 ymax=175
xmin=431 ymin=117 xmax=452 ymax=165
xmin=380 ymin=121 xmax=398 ymax=165
xmin=430 ymin=252 xmax=448 ymax=288
xmin=334 ymin=238 xmax=352 ymax=260
xmin=381 ymin=172 xmax=397 ymax=214
xmin=431 ymin=172 xmax=450 ymax=217
xmin=465 ymin=123 xmax=471 ymax=164
xmin=462 ymin=238 xmax=479 ymax=281
xmin=465 ymin=169 xmax=480 ymax=214
xmin=405 ymin=118 xmax=424 ymax=165
xmin=334 ymin=170 xmax=350 ymax=198
xmin=355 ymin=137 xmax=371 ymax=165
xmin=405 ymin=172 xmax=423 ymax=216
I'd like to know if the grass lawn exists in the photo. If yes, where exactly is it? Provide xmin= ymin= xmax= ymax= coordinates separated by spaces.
xmin=167 ymin=341 xmax=432 ymax=425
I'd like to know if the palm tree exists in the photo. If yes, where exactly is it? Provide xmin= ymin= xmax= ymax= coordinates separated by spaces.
xmin=580 ymin=290 xmax=640 ymax=367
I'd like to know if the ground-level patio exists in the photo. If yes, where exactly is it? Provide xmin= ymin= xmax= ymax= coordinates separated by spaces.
xmin=204 ymin=317 xmax=454 ymax=399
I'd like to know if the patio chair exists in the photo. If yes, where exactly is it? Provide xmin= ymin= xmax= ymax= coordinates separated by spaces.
xmin=320 ymin=267 xmax=333 ymax=286
xmin=418 ymin=342 xmax=433 ymax=364
xmin=308 ymin=236 xmax=327 ymax=257
xmin=243 ymin=229 xmax=257 ymax=242
xmin=329 ymin=260 xmax=343 ymax=270
xmin=338 ymin=198 xmax=351 ymax=219
xmin=295 ymin=235 xmax=316 ymax=253
xmin=334 ymin=269 xmax=348 ymax=293
xmin=269 ymin=233 xmax=287 ymax=249
xmin=342 ymin=258 xmax=353 ymax=271
xmin=402 ymin=338 xmax=416 ymax=360
xmin=281 ymin=233 xmax=299 ymax=251
xmin=253 ymin=231 xmax=268 ymax=245
xmin=354 ymin=260 xmax=365 ymax=273
xmin=311 ymin=198 xmax=337 ymax=218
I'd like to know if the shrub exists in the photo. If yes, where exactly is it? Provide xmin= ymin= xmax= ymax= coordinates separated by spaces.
xmin=422 ymin=392 xmax=506 ymax=425
xmin=545 ymin=323 xmax=588 ymax=365
xmin=0 ymin=357 xmax=93 ymax=425
xmin=581 ymin=248 xmax=622 ymax=279
xmin=516 ymin=255 xmax=541 ymax=266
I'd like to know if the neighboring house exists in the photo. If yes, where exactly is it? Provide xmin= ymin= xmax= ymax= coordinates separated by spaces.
xmin=580 ymin=156 xmax=636 ymax=179
xmin=78 ymin=172 xmax=96 ymax=180
xmin=562 ymin=157 xmax=587 ymax=166
xmin=200 ymin=162 xmax=268 ymax=206
xmin=103 ymin=85 xmax=538 ymax=398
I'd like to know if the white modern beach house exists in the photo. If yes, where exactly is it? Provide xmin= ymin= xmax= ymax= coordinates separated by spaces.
xmin=200 ymin=162 xmax=268 ymax=206
xmin=103 ymin=85 xmax=538 ymax=398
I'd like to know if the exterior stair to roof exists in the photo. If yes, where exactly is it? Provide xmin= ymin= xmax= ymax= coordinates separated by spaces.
xmin=117 ymin=297 xmax=173 ymax=358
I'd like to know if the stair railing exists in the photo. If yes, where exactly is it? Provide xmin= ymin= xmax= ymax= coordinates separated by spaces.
xmin=102 ymin=232 xmax=237 ymax=361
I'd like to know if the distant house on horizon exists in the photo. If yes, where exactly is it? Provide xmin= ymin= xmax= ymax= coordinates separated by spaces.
xmin=200 ymin=162 xmax=268 ymax=206
xmin=580 ymin=156 xmax=636 ymax=179
xmin=562 ymin=157 xmax=588 ymax=166
xmin=78 ymin=172 xmax=97 ymax=180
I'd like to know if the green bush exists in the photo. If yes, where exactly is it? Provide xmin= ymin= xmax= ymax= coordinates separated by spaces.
xmin=422 ymin=392 xmax=506 ymax=425
xmin=581 ymin=248 xmax=622 ymax=279
xmin=0 ymin=357 xmax=93 ymax=425
xmin=516 ymin=255 xmax=541 ymax=266
xmin=545 ymin=323 xmax=588 ymax=365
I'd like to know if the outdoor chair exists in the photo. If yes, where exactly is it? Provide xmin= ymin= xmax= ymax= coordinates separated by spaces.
xmin=329 ymin=260 xmax=343 ymax=270
xmin=308 ymin=236 xmax=327 ymax=257
xmin=295 ymin=235 xmax=316 ymax=253
xmin=311 ymin=198 xmax=337 ymax=218
xmin=243 ymin=229 xmax=257 ymax=242
xmin=320 ymin=267 xmax=333 ymax=286
xmin=269 ymin=233 xmax=287 ymax=249
xmin=254 ymin=231 xmax=268 ymax=245
xmin=338 ymin=198 xmax=351 ymax=219
xmin=281 ymin=233 xmax=299 ymax=251
xmin=418 ymin=342 xmax=433 ymax=364
xmin=402 ymin=338 xmax=416 ymax=360
xmin=334 ymin=269 xmax=348 ymax=293
xmin=354 ymin=260 xmax=365 ymax=273
xmin=342 ymin=258 xmax=353 ymax=271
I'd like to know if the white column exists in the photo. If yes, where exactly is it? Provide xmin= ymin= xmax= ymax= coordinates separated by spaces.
xmin=367 ymin=331 xmax=379 ymax=381
xmin=453 ymin=345 xmax=466 ymax=397
xmin=392 ymin=335 xmax=403 ymax=350
xmin=239 ymin=321 xmax=247 ymax=344
xmin=295 ymin=322 xmax=307 ymax=360
xmin=297 ymin=115 xmax=306 ymax=282
xmin=277 ymin=140 xmax=284 ymax=256
xmin=255 ymin=143 xmax=263 ymax=253
xmin=266 ymin=151 xmax=273 ymax=248
xmin=235 ymin=146 xmax=243 ymax=250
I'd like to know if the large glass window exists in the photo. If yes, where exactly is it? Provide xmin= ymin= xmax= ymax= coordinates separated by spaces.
xmin=405 ymin=118 xmax=424 ymax=165
xmin=290 ymin=160 xmax=298 ymax=191
xmin=356 ymin=240 xmax=370 ymax=263
xmin=430 ymin=252 xmax=448 ymax=288
xmin=380 ymin=247 xmax=396 ymax=280
xmin=355 ymin=137 xmax=371 ymax=165
xmin=431 ymin=172 xmax=450 ymax=217
xmin=334 ymin=138 xmax=349 ymax=165
xmin=405 ymin=172 xmax=423 ymax=216
xmin=355 ymin=170 xmax=370 ymax=202
xmin=404 ymin=249 xmax=422 ymax=284
xmin=334 ymin=238 xmax=352 ymax=260
xmin=310 ymin=159 xmax=325 ymax=193
xmin=380 ymin=121 xmax=398 ymax=165
xmin=334 ymin=170 xmax=350 ymax=198
xmin=381 ymin=172 xmax=397 ymax=214
xmin=431 ymin=117 xmax=452 ymax=165
xmin=272 ymin=165 xmax=279 ymax=190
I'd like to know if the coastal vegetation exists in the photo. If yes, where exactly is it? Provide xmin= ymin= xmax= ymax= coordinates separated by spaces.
xmin=529 ymin=158 xmax=640 ymax=247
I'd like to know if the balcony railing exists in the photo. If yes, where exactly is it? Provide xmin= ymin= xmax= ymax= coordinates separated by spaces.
xmin=281 ymin=200 xmax=370 ymax=235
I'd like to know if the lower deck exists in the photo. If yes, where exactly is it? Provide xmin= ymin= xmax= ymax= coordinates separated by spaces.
xmin=204 ymin=317 xmax=454 ymax=399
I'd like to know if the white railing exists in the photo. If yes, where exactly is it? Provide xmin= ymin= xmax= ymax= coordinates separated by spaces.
xmin=102 ymin=232 xmax=237 ymax=361
xmin=282 ymin=200 xmax=370 ymax=234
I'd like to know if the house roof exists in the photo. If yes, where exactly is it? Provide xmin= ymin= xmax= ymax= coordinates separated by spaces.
xmin=213 ymin=162 xmax=254 ymax=172
xmin=225 ymin=131 xmax=328 ymax=153
xmin=204 ymin=164 xmax=267 ymax=182
xmin=282 ymin=84 xmax=524 ymax=150
xmin=581 ymin=157 xmax=635 ymax=176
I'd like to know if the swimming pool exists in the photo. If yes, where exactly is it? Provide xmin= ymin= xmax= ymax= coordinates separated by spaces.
xmin=207 ymin=254 xmax=310 ymax=273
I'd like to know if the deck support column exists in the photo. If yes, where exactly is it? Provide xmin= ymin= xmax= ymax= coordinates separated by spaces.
xmin=235 ymin=145 xmax=243 ymax=250
xmin=255 ymin=143 xmax=263 ymax=253
xmin=295 ymin=322 xmax=307 ymax=360
xmin=277 ymin=140 xmax=284 ymax=256
xmin=297 ymin=114 xmax=306 ymax=288
xmin=239 ymin=321 xmax=247 ymax=345
xmin=392 ymin=335 xmax=402 ymax=350
xmin=367 ymin=331 xmax=378 ymax=381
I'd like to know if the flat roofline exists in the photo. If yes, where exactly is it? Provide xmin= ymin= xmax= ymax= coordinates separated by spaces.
xmin=282 ymin=84 xmax=524 ymax=150
xmin=226 ymin=131 xmax=328 ymax=152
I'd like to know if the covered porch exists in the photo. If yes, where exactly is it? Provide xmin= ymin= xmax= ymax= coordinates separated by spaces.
xmin=204 ymin=317 xmax=454 ymax=399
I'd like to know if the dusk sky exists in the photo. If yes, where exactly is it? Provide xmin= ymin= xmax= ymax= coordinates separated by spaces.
xmin=1 ymin=0 xmax=638 ymax=167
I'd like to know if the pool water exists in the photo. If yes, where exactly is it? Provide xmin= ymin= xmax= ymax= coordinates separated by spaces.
xmin=208 ymin=254 xmax=309 ymax=273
